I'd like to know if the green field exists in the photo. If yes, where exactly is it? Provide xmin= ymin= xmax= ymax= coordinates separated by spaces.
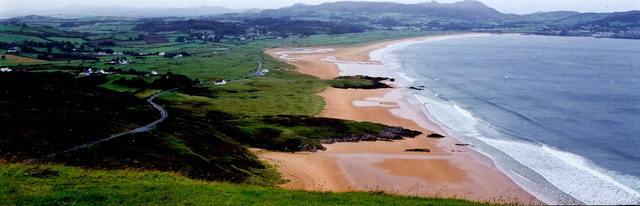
xmin=261 ymin=30 xmax=455 ymax=47
xmin=47 ymin=37 xmax=86 ymax=44
xmin=86 ymin=34 xmax=114 ymax=40
xmin=112 ymin=33 xmax=139 ymax=40
xmin=0 ymin=25 xmax=25 ymax=32
xmin=0 ymin=33 xmax=49 ymax=43
xmin=0 ymin=163 xmax=485 ymax=205
xmin=204 ymin=70 xmax=326 ymax=117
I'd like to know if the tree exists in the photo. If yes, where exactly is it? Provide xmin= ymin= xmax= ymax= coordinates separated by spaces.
xmin=1 ymin=55 xmax=5 ymax=60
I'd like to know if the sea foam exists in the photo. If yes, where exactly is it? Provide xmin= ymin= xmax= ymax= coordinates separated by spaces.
xmin=413 ymin=92 xmax=640 ymax=204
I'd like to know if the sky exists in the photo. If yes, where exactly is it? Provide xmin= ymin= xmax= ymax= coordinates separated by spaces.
xmin=1 ymin=0 xmax=640 ymax=15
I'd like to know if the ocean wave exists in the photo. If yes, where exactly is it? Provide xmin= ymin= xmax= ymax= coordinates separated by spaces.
xmin=412 ymin=92 xmax=640 ymax=205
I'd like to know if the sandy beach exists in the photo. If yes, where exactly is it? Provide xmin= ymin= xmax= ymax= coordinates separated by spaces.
xmin=261 ymin=34 xmax=543 ymax=204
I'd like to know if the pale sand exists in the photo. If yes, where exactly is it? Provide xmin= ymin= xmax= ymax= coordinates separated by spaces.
xmin=261 ymin=34 xmax=543 ymax=204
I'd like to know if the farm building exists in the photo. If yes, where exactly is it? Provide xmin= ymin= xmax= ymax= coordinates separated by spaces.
xmin=7 ymin=47 xmax=20 ymax=53
xmin=214 ymin=79 xmax=227 ymax=85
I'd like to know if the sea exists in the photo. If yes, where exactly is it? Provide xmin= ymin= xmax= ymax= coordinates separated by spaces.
xmin=375 ymin=34 xmax=640 ymax=204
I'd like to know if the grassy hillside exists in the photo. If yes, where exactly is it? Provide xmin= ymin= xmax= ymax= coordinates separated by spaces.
xmin=0 ymin=163 xmax=487 ymax=205
xmin=0 ymin=33 xmax=49 ymax=43
xmin=0 ymin=72 xmax=156 ymax=160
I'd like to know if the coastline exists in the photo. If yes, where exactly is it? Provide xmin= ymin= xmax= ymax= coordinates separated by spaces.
xmin=262 ymin=34 xmax=542 ymax=204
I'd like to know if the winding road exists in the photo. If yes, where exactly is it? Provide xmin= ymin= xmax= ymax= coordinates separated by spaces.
xmin=29 ymin=62 xmax=266 ymax=163
xmin=29 ymin=88 xmax=176 ymax=163
xmin=226 ymin=61 xmax=265 ymax=81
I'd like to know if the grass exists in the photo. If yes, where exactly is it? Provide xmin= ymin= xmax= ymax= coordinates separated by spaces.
xmin=195 ymin=69 xmax=327 ymax=117
xmin=0 ymin=72 xmax=157 ymax=160
xmin=0 ymin=25 xmax=25 ymax=32
xmin=139 ymin=46 xmax=182 ymax=53
xmin=326 ymin=76 xmax=391 ymax=89
xmin=0 ymin=55 xmax=47 ymax=65
xmin=257 ymin=30 xmax=457 ymax=47
xmin=97 ymin=81 xmax=140 ymax=93
xmin=0 ymin=33 xmax=49 ymax=43
xmin=0 ymin=163 xmax=486 ymax=205
xmin=0 ymin=72 xmax=280 ymax=184
xmin=47 ymin=37 xmax=86 ymax=44
xmin=134 ymin=89 xmax=163 ymax=98
xmin=86 ymin=34 xmax=114 ymax=40
xmin=328 ymin=78 xmax=375 ymax=88
xmin=226 ymin=115 xmax=389 ymax=152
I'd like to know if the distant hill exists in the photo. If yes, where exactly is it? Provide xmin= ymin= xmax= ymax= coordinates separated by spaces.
xmin=2 ymin=1 xmax=639 ymax=39
xmin=2 ymin=6 xmax=261 ymax=18
xmin=520 ymin=11 xmax=581 ymax=21
xmin=560 ymin=11 xmax=640 ymax=27
xmin=260 ymin=0 xmax=506 ymax=21
xmin=417 ymin=0 xmax=503 ymax=16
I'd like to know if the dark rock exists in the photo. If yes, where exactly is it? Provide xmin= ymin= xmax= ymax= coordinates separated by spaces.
xmin=455 ymin=143 xmax=470 ymax=146
xmin=405 ymin=148 xmax=430 ymax=152
xmin=377 ymin=131 xmax=402 ymax=140
xmin=318 ymin=126 xmax=422 ymax=145
xmin=408 ymin=86 xmax=424 ymax=90
xmin=427 ymin=133 xmax=445 ymax=138
xmin=299 ymin=144 xmax=327 ymax=152
xmin=330 ymin=76 xmax=392 ymax=89
xmin=383 ymin=127 xmax=422 ymax=138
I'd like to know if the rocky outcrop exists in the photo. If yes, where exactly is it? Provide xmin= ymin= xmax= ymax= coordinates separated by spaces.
xmin=330 ymin=75 xmax=392 ymax=89
xmin=405 ymin=148 xmax=430 ymax=152
xmin=319 ymin=126 xmax=422 ymax=144
xmin=427 ymin=133 xmax=445 ymax=138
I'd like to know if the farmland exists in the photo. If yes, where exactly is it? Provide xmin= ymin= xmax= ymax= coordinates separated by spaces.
xmin=0 ymin=54 xmax=46 ymax=63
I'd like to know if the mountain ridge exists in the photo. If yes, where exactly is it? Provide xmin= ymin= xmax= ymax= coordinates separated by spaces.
xmin=1 ymin=6 xmax=261 ymax=18
xmin=261 ymin=0 xmax=505 ymax=21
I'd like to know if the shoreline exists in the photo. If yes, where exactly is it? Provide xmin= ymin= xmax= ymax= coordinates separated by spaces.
xmin=262 ymin=33 xmax=543 ymax=204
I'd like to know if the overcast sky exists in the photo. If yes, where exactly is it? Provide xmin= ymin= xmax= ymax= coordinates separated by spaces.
xmin=2 ymin=0 xmax=640 ymax=15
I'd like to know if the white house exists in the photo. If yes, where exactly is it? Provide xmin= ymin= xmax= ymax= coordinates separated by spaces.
xmin=214 ymin=79 xmax=227 ymax=85
xmin=79 ymin=68 xmax=94 ymax=76
xmin=0 ymin=68 xmax=12 ymax=72
xmin=107 ymin=59 xmax=131 ymax=65
xmin=7 ymin=47 xmax=20 ymax=53
xmin=79 ymin=68 xmax=111 ymax=76
xmin=158 ymin=52 xmax=166 ymax=56
xmin=150 ymin=71 xmax=158 ymax=75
